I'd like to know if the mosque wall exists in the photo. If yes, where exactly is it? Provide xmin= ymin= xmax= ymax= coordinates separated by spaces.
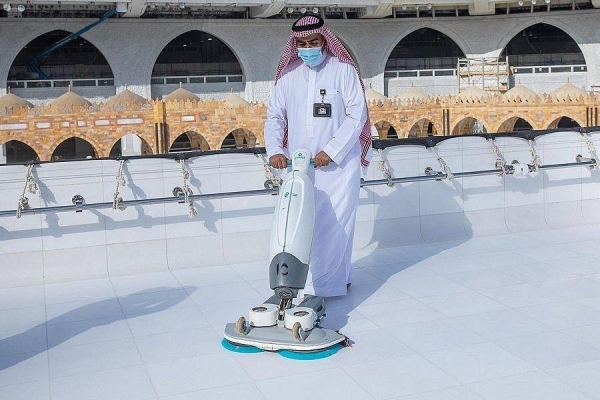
xmin=0 ymin=10 xmax=599 ymax=103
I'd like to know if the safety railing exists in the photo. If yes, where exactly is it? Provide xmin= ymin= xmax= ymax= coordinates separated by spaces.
xmin=7 ymin=78 xmax=115 ymax=89
xmin=150 ymin=74 xmax=243 ymax=85
xmin=384 ymin=68 xmax=457 ymax=78
xmin=1 ymin=128 xmax=599 ymax=219
xmin=512 ymin=65 xmax=587 ymax=74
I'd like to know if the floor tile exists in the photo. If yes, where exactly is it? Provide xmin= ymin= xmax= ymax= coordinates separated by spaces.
xmin=532 ymin=276 xmax=600 ymax=300
xmin=172 ymin=266 xmax=244 ymax=288
xmin=257 ymin=368 xmax=372 ymax=400
xmin=389 ymin=275 xmax=469 ymax=298
xmin=392 ymin=386 xmax=483 ymax=400
xmin=159 ymin=382 xmax=266 ymax=400
xmin=547 ymin=256 xmax=600 ymax=275
xmin=385 ymin=319 xmax=486 ymax=353
xmin=454 ymin=309 xmax=553 ymax=340
xmin=344 ymin=354 xmax=458 ymax=399
xmin=46 ymin=298 xmax=123 ymax=325
xmin=234 ymin=350 xmax=337 ymax=381
xmin=511 ymin=246 xmax=580 ymax=263
xmin=118 ymin=288 xmax=195 ymax=316
xmin=0 ymin=380 xmax=50 ymax=400
xmin=496 ymin=331 xmax=600 ymax=369
xmin=496 ymin=262 xmax=574 ymax=283
xmin=47 ymin=318 xmax=132 ymax=349
xmin=424 ymin=342 xmax=536 ymax=384
xmin=332 ymin=329 xmax=415 ymax=367
xmin=0 ymin=351 xmax=49 ymax=387
xmin=563 ymin=323 xmax=600 ymax=350
xmin=476 ymin=283 xmax=564 ymax=308
xmin=342 ymin=283 xmax=411 ymax=307
xmin=146 ymin=353 xmax=251 ymax=397
xmin=517 ymin=301 xmax=600 ymax=330
xmin=386 ymin=244 xmax=445 ymax=262
xmin=441 ymin=268 xmax=522 ymax=290
xmin=0 ymin=306 xmax=46 ymax=331
xmin=547 ymin=359 xmax=600 ymax=399
xmin=229 ymin=261 xmax=268 ymax=282
xmin=0 ymin=286 xmax=45 ymax=311
xmin=362 ymin=264 xmax=438 ymax=282
xmin=45 ymin=279 xmax=116 ymax=305
xmin=50 ymin=365 xmax=155 ymax=400
xmin=0 ymin=325 xmax=47 ymax=357
xmin=111 ymin=271 xmax=182 ymax=297
xmin=187 ymin=282 xmax=262 ymax=306
xmin=126 ymin=306 xmax=210 ymax=337
xmin=48 ymin=338 xmax=142 ymax=378
xmin=419 ymin=292 xmax=507 ymax=318
xmin=468 ymin=370 xmax=593 ymax=400
xmin=352 ymin=249 xmax=407 ymax=268
xmin=134 ymin=328 xmax=222 ymax=363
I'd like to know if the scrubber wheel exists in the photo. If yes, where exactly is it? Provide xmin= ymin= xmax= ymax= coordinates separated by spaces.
xmin=292 ymin=322 xmax=305 ymax=341
xmin=236 ymin=316 xmax=247 ymax=335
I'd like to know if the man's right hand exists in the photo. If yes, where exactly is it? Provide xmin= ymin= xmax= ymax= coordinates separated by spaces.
xmin=269 ymin=154 xmax=288 ymax=169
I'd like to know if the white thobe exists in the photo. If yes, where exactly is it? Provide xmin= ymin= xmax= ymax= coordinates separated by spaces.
xmin=264 ymin=55 xmax=368 ymax=297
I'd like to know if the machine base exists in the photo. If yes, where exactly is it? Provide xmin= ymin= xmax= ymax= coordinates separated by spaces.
xmin=223 ymin=323 xmax=346 ymax=352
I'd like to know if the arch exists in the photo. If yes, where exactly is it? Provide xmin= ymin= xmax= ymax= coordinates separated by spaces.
xmin=151 ymin=30 xmax=243 ymax=80
xmin=452 ymin=117 xmax=488 ymax=135
xmin=109 ymin=134 xmax=153 ymax=158
xmin=169 ymin=131 xmax=210 ymax=152
xmin=384 ymin=27 xmax=467 ymax=73
xmin=8 ymin=30 xmax=114 ymax=83
xmin=373 ymin=121 xmax=398 ymax=140
xmin=408 ymin=119 xmax=438 ymax=138
xmin=547 ymin=116 xmax=582 ymax=130
xmin=500 ymin=23 xmax=586 ymax=68
xmin=497 ymin=117 xmax=533 ymax=133
xmin=50 ymin=137 xmax=98 ymax=161
xmin=219 ymin=128 xmax=258 ymax=149
xmin=2 ymin=140 xmax=39 ymax=164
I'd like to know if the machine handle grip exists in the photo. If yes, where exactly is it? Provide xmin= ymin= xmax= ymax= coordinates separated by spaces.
xmin=269 ymin=160 xmax=316 ymax=167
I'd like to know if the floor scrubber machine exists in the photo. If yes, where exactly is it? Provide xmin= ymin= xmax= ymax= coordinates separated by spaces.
xmin=223 ymin=149 xmax=347 ymax=352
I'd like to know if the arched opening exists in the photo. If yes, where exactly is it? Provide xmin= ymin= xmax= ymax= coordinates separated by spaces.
xmin=498 ymin=117 xmax=533 ymax=132
xmin=373 ymin=121 xmax=398 ymax=140
xmin=220 ymin=128 xmax=257 ymax=149
xmin=169 ymin=132 xmax=210 ymax=152
xmin=501 ymin=24 xmax=586 ymax=68
xmin=152 ymin=31 xmax=243 ymax=80
xmin=8 ymin=30 xmax=113 ymax=89
xmin=2 ymin=141 xmax=38 ymax=164
xmin=408 ymin=119 xmax=438 ymax=138
xmin=452 ymin=117 xmax=488 ymax=135
xmin=51 ymin=137 xmax=97 ymax=161
xmin=109 ymin=134 xmax=153 ymax=157
xmin=548 ymin=116 xmax=581 ymax=129
xmin=386 ymin=28 xmax=465 ymax=72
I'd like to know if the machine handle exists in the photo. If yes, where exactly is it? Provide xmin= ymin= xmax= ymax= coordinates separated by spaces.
xmin=269 ymin=160 xmax=316 ymax=167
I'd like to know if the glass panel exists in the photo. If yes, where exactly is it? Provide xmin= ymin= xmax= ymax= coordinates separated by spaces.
xmin=26 ymin=81 xmax=52 ymax=88
xmin=384 ymin=72 xmax=397 ymax=78
xmin=166 ymin=77 xmax=186 ymax=84
xmin=550 ymin=67 xmax=570 ymax=73
xmin=151 ymin=78 xmax=164 ymax=84
xmin=54 ymin=81 xmax=71 ymax=88
xmin=98 ymin=79 xmax=115 ymax=86
xmin=227 ymin=75 xmax=243 ymax=83
xmin=72 ymin=80 xmax=96 ymax=87
xmin=514 ymin=68 xmax=533 ymax=74
xmin=206 ymin=76 xmax=227 ymax=83
xmin=397 ymin=71 xmax=418 ymax=77
xmin=189 ymin=77 xmax=205 ymax=83
xmin=7 ymin=81 xmax=25 ymax=89
xmin=419 ymin=71 xmax=433 ymax=76
xmin=535 ymin=67 xmax=549 ymax=73
xmin=435 ymin=70 xmax=455 ymax=76
xmin=574 ymin=65 xmax=587 ymax=72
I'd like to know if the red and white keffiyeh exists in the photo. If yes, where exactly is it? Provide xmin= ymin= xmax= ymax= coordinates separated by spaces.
xmin=275 ymin=15 xmax=372 ymax=168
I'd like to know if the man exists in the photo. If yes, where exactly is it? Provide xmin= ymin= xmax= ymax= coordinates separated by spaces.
xmin=264 ymin=15 xmax=372 ymax=297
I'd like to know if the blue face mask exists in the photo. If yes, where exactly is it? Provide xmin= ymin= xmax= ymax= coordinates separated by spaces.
xmin=298 ymin=47 xmax=324 ymax=67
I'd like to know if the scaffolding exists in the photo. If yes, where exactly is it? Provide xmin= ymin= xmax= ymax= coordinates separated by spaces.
xmin=458 ymin=57 xmax=510 ymax=94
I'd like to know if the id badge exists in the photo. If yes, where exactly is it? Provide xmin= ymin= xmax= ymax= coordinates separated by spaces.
xmin=313 ymin=103 xmax=332 ymax=118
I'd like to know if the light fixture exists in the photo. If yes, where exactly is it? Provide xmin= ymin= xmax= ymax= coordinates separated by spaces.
xmin=2 ymin=3 xmax=10 ymax=11
xmin=401 ymin=4 xmax=407 ymax=10
xmin=300 ymin=7 xmax=306 ymax=13
xmin=312 ymin=7 xmax=318 ymax=13
xmin=531 ymin=0 xmax=536 ymax=4
xmin=148 ymin=3 xmax=156 ymax=9
xmin=207 ymin=37 xmax=212 ymax=41
xmin=544 ymin=0 xmax=550 ymax=3
xmin=179 ymin=2 xmax=185 ymax=8
xmin=517 ymin=0 xmax=523 ymax=5
xmin=414 ymin=4 xmax=419 ymax=10
xmin=426 ymin=3 xmax=432 ymax=9
xmin=16 ymin=3 xmax=24 ymax=11
xmin=286 ymin=7 xmax=293 ymax=13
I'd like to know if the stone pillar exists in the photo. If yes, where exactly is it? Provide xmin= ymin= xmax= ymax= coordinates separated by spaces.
xmin=0 ymin=144 xmax=6 ymax=164
xmin=121 ymin=134 xmax=143 ymax=156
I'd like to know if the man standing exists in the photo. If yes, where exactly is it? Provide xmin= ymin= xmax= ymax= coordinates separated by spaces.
xmin=264 ymin=15 xmax=371 ymax=297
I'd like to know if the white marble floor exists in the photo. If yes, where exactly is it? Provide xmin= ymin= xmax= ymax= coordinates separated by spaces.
xmin=3 ymin=226 xmax=600 ymax=399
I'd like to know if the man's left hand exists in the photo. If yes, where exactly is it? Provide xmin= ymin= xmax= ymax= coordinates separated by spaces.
xmin=314 ymin=151 xmax=331 ymax=168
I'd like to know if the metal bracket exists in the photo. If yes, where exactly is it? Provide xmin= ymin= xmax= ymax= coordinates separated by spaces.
xmin=172 ymin=186 xmax=192 ymax=203
xmin=424 ymin=167 xmax=445 ymax=181
xmin=71 ymin=195 xmax=85 ymax=212
xmin=576 ymin=154 xmax=598 ymax=170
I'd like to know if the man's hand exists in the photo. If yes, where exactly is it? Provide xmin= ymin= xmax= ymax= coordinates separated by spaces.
xmin=269 ymin=154 xmax=288 ymax=169
xmin=314 ymin=151 xmax=331 ymax=168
